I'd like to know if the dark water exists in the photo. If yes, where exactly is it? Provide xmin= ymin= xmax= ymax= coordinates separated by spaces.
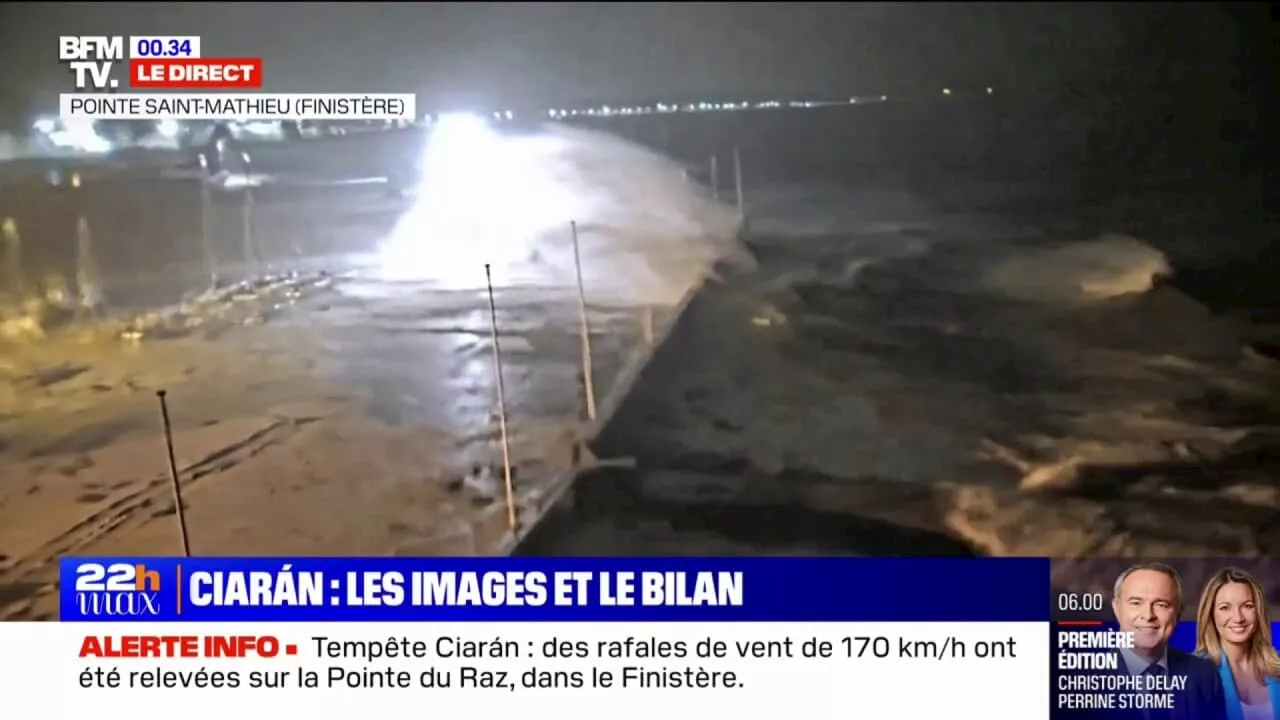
xmin=515 ymin=96 xmax=1279 ymax=556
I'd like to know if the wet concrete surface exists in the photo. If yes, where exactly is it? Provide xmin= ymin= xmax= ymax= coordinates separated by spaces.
xmin=0 ymin=270 xmax=685 ymax=619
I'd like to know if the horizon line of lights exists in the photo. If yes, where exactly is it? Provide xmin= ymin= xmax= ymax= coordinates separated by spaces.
xmin=524 ymin=87 xmax=993 ymax=122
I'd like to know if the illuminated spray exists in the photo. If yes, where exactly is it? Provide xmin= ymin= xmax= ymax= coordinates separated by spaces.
xmin=378 ymin=118 xmax=748 ymax=305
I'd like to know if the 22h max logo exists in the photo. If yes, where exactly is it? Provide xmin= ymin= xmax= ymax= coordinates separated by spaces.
xmin=75 ymin=563 xmax=162 ymax=617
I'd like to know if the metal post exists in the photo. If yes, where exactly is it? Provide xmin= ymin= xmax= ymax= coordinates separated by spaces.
xmin=75 ymin=217 xmax=103 ymax=312
xmin=1 ymin=218 xmax=23 ymax=300
xmin=641 ymin=305 xmax=655 ymax=346
xmin=240 ymin=152 xmax=257 ymax=277
xmin=710 ymin=155 xmax=719 ymax=202
xmin=484 ymin=264 xmax=518 ymax=533
xmin=198 ymin=154 xmax=218 ymax=288
xmin=733 ymin=146 xmax=744 ymax=216
xmin=570 ymin=221 xmax=597 ymax=422
xmin=156 ymin=390 xmax=192 ymax=557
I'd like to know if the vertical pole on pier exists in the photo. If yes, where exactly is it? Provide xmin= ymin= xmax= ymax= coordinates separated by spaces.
xmin=75 ymin=217 xmax=102 ymax=312
xmin=484 ymin=264 xmax=519 ymax=533
xmin=710 ymin=155 xmax=719 ymax=202
xmin=240 ymin=152 xmax=257 ymax=277
xmin=1 ymin=218 xmax=24 ymax=301
xmin=733 ymin=146 xmax=745 ymax=216
xmin=155 ymin=390 xmax=192 ymax=557
xmin=570 ymin=221 xmax=597 ymax=422
xmin=198 ymin=154 xmax=218 ymax=288
xmin=66 ymin=172 xmax=96 ymax=311
xmin=641 ymin=306 xmax=654 ymax=346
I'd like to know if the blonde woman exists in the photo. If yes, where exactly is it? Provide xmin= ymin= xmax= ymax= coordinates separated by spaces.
xmin=1195 ymin=567 xmax=1280 ymax=720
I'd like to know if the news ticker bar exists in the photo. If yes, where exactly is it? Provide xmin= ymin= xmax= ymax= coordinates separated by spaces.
xmin=19 ymin=623 xmax=1250 ymax=720
xmin=58 ymin=93 xmax=416 ymax=121
xmin=61 ymin=557 xmax=1047 ymax=622
xmin=8 ymin=622 xmax=1250 ymax=719
xmin=3 ymin=622 xmax=1049 ymax=720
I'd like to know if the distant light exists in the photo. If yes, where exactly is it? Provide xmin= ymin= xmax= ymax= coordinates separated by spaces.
xmin=986 ymin=87 xmax=994 ymax=95
xmin=942 ymin=88 xmax=952 ymax=96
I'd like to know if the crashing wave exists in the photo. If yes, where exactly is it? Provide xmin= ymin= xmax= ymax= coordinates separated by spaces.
xmin=982 ymin=234 xmax=1171 ymax=303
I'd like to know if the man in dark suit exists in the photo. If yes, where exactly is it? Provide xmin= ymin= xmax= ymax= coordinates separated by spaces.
xmin=1105 ymin=563 xmax=1227 ymax=720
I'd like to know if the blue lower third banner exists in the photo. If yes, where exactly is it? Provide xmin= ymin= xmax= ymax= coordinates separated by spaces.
xmin=1052 ymin=621 xmax=1280 ymax=719
xmin=59 ymin=557 xmax=1050 ymax=622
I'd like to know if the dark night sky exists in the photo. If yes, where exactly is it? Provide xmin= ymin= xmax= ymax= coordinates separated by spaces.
xmin=0 ymin=2 xmax=1263 ymax=124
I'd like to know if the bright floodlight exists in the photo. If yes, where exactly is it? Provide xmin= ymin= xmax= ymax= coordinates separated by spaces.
xmin=156 ymin=118 xmax=181 ymax=138
xmin=378 ymin=112 xmax=583 ymax=286
xmin=377 ymin=120 xmax=749 ymax=302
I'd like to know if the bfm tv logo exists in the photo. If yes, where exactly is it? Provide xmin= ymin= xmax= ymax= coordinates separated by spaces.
xmin=74 ymin=562 xmax=163 ymax=617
